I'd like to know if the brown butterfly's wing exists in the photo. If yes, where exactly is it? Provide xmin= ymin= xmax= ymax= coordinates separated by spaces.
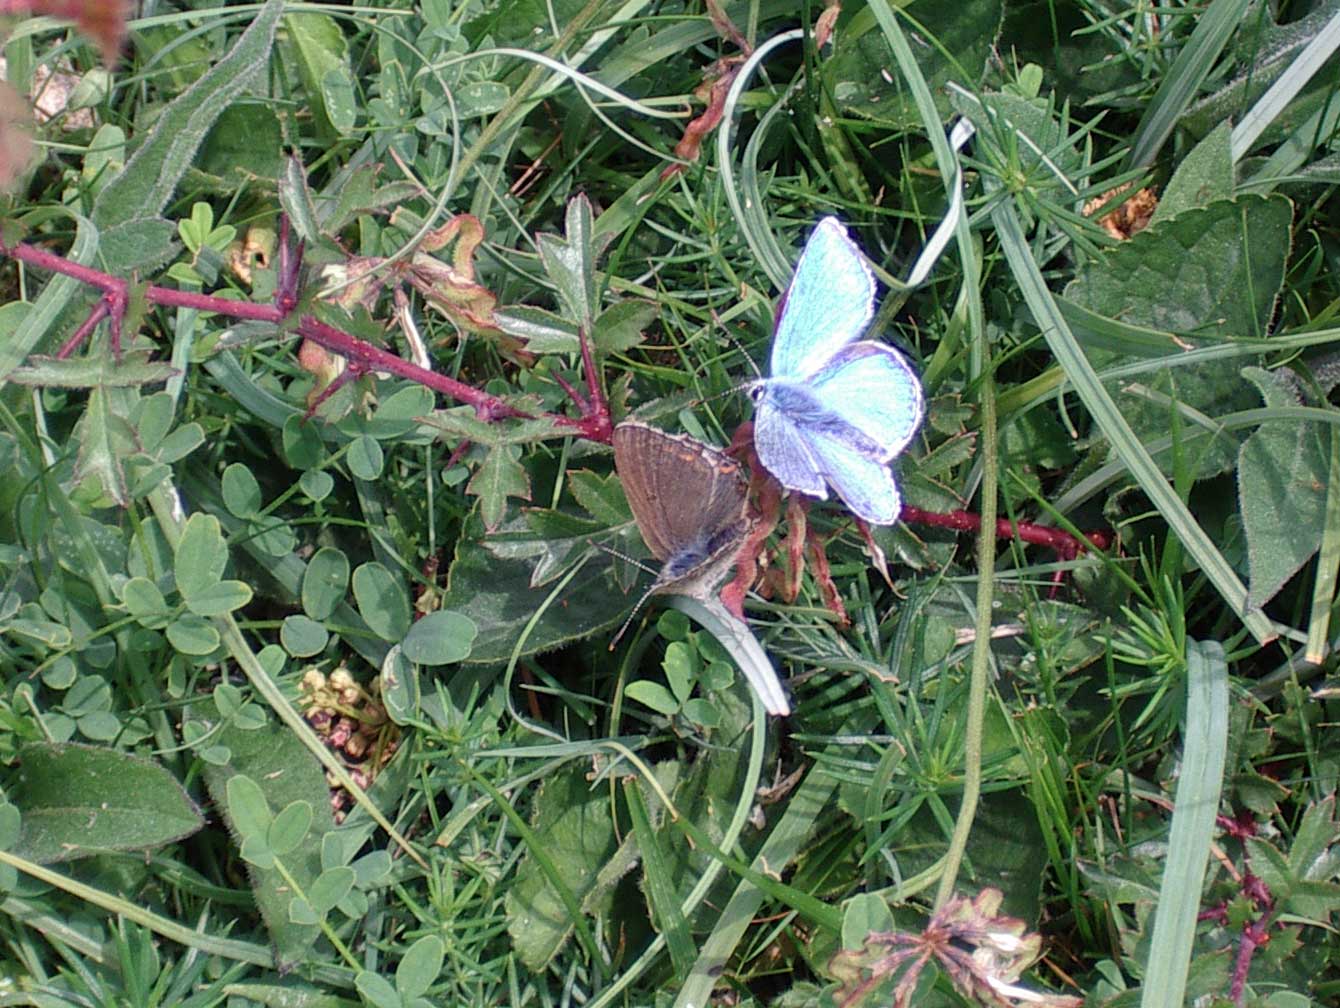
xmin=612 ymin=422 xmax=749 ymax=595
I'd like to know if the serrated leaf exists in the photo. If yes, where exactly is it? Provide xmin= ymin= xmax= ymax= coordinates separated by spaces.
xmin=8 ymin=349 xmax=177 ymax=388
xmin=493 ymin=305 xmax=579 ymax=354
xmin=536 ymin=196 xmax=597 ymax=328
xmin=9 ymin=743 xmax=203 ymax=864
xmin=1238 ymin=367 xmax=1328 ymax=609
xmin=73 ymin=387 xmax=130 ymax=506
xmin=566 ymin=469 xmax=629 ymax=525
xmin=591 ymin=299 xmax=655 ymax=356
xmin=1067 ymin=195 xmax=1292 ymax=342
xmin=467 ymin=444 xmax=530 ymax=531
xmin=440 ymin=507 xmax=637 ymax=664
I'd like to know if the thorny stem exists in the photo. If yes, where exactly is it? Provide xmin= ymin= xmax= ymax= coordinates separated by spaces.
xmin=0 ymin=232 xmax=1109 ymax=561
xmin=0 ymin=232 xmax=612 ymax=440
xmin=900 ymin=505 xmax=1111 ymax=559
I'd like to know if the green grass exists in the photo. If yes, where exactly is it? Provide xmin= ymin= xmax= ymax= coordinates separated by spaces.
xmin=1 ymin=1 xmax=1339 ymax=1006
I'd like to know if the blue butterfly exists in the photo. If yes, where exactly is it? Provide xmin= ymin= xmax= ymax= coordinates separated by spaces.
xmin=750 ymin=217 xmax=924 ymax=525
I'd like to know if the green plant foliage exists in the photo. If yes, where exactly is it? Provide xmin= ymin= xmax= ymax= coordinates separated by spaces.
xmin=195 ymin=694 xmax=337 ymax=967
xmin=9 ymin=743 xmax=203 ymax=863
xmin=5 ymin=1 xmax=1340 ymax=1005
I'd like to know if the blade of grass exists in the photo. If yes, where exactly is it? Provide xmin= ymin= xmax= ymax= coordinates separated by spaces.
xmin=990 ymin=197 xmax=1276 ymax=644
xmin=1305 ymin=426 xmax=1340 ymax=663
xmin=1125 ymin=0 xmax=1253 ymax=169
xmin=1232 ymin=9 xmax=1340 ymax=161
xmin=1139 ymin=639 xmax=1229 ymax=1008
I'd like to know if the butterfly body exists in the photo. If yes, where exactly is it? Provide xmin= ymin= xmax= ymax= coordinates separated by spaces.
xmin=751 ymin=217 xmax=924 ymax=525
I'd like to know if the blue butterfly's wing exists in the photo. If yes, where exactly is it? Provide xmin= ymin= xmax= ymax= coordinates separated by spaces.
xmin=808 ymin=429 xmax=903 ymax=525
xmin=771 ymin=217 xmax=875 ymax=379
xmin=753 ymin=394 xmax=828 ymax=498
xmin=808 ymin=342 xmax=924 ymax=459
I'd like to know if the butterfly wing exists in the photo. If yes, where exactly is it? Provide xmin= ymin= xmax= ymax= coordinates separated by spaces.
xmin=808 ymin=429 xmax=904 ymax=525
xmin=753 ymin=394 xmax=829 ymax=498
xmin=771 ymin=217 xmax=875 ymax=379
xmin=613 ymin=421 xmax=749 ymax=571
xmin=807 ymin=342 xmax=924 ymax=459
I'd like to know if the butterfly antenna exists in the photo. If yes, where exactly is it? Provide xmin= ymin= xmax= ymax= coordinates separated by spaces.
xmin=714 ymin=311 xmax=763 ymax=380
xmin=595 ymin=540 xmax=660 ymax=650
xmin=609 ymin=584 xmax=657 ymax=650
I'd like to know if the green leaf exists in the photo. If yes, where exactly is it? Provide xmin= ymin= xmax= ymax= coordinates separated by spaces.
xmin=1238 ymin=367 xmax=1328 ymax=609
xmin=504 ymin=764 xmax=618 ymax=970
xmin=566 ymin=469 xmax=629 ymax=525
xmin=624 ymin=680 xmax=679 ymax=716
xmin=397 ymin=935 xmax=444 ymax=1000
xmin=196 ymin=102 xmax=284 ymax=182
xmin=354 ymin=972 xmax=401 ymax=1008
xmin=1141 ymin=640 xmax=1229 ymax=1007
xmin=467 ymin=444 xmax=530 ymax=531
xmin=222 ymin=463 xmax=264 ymax=518
xmin=165 ymin=613 xmax=221 ymax=655
xmin=283 ymin=415 xmax=326 ymax=468
xmin=308 ymin=866 xmax=356 ymax=915
xmin=91 ymin=0 xmax=284 ymax=271
xmin=380 ymin=649 xmax=418 ymax=724
xmin=174 ymin=513 xmax=229 ymax=600
xmin=400 ymin=611 xmax=477 ymax=666
xmin=827 ymin=0 xmax=1003 ymax=128
xmin=1067 ymin=195 xmax=1292 ymax=342
xmin=268 ymin=800 xmax=314 ymax=856
xmin=73 ymin=387 xmax=130 ymax=506
xmin=537 ymin=196 xmax=596 ymax=328
xmin=1151 ymin=121 xmax=1235 ymax=225
xmin=284 ymin=13 xmax=357 ymax=136
xmin=352 ymin=562 xmax=412 ymax=641
xmin=455 ymin=80 xmax=509 ymax=118
xmin=300 ymin=469 xmax=334 ymax=501
xmin=347 ymin=434 xmax=384 ymax=480
xmin=662 ymin=641 xmax=695 ymax=705
xmin=591 ymin=299 xmax=656 ymax=356
xmin=441 ymin=507 xmax=636 ymax=664
xmin=493 ymin=305 xmax=579 ymax=354
xmin=226 ymin=774 xmax=273 ymax=839
xmin=121 ymin=577 xmax=171 ymax=628
xmin=184 ymin=580 xmax=253 ymax=617
xmin=281 ymin=615 xmax=329 ymax=657
xmin=8 ymin=349 xmax=177 ymax=388
xmin=302 ymin=547 xmax=350 ymax=620
xmin=9 ymin=743 xmax=204 ymax=864
xmin=194 ymin=693 xmax=337 ymax=968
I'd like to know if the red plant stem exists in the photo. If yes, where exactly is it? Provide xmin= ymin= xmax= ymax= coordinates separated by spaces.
xmin=0 ymin=235 xmax=614 ymax=438
xmin=1229 ymin=918 xmax=1270 ymax=1005
xmin=297 ymin=315 xmax=536 ymax=423
xmin=899 ymin=505 xmax=1110 ymax=559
